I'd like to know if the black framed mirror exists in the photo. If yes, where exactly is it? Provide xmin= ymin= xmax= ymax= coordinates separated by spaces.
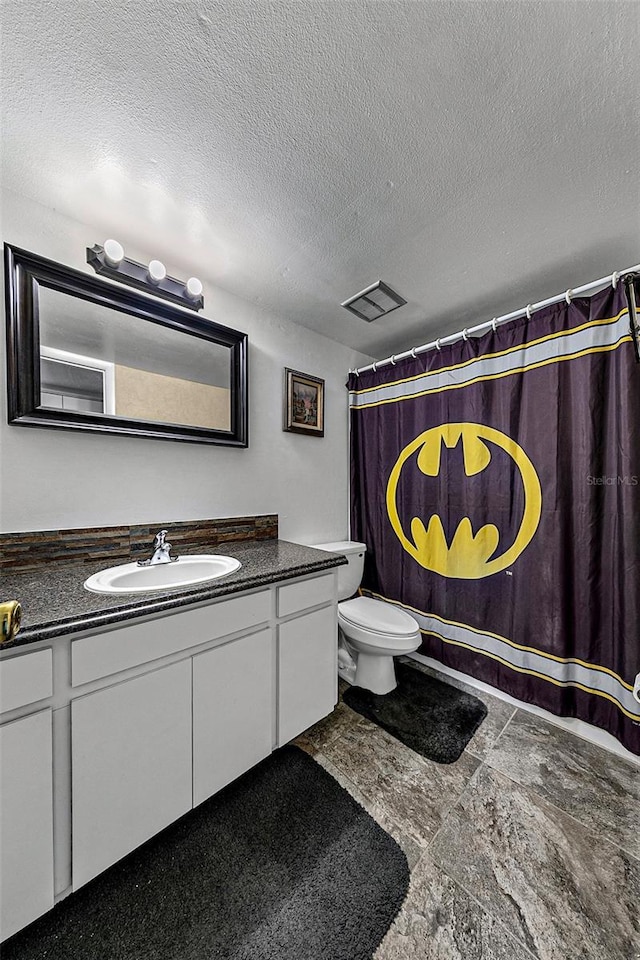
xmin=4 ymin=245 xmax=248 ymax=446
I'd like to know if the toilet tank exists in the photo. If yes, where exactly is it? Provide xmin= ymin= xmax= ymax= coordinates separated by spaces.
xmin=310 ymin=541 xmax=366 ymax=601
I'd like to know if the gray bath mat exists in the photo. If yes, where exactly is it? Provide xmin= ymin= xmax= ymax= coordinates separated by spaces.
xmin=343 ymin=662 xmax=488 ymax=763
xmin=3 ymin=745 xmax=409 ymax=960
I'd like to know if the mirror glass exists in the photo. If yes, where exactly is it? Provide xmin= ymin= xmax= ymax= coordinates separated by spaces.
xmin=37 ymin=287 xmax=232 ymax=430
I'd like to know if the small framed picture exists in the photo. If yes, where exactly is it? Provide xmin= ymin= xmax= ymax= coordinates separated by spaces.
xmin=283 ymin=368 xmax=325 ymax=437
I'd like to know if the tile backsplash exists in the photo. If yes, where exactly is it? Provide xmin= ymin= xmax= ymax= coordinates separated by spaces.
xmin=0 ymin=515 xmax=278 ymax=572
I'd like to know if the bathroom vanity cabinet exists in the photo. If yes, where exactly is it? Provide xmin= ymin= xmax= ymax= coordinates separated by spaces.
xmin=0 ymin=569 xmax=338 ymax=941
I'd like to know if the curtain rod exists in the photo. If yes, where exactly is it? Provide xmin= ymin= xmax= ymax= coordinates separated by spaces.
xmin=350 ymin=262 xmax=640 ymax=377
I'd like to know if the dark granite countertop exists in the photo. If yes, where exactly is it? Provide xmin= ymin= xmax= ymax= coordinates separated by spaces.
xmin=0 ymin=539 xmax=346 ymax=649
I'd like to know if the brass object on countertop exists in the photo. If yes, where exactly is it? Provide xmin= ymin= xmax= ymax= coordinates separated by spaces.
xmin=0 ymin=600 xmax=22 ymax=643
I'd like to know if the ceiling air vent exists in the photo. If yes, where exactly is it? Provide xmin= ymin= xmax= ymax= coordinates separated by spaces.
xmin=341 ymin=280 xmax=407 ymax=322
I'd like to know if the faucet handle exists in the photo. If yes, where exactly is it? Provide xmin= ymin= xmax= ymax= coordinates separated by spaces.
xmin=137 ymin=529 xmax=177 ymax=567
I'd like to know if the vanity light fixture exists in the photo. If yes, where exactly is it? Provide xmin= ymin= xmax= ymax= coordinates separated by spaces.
xmin=86 ymin=242 xmax=204 ymax=311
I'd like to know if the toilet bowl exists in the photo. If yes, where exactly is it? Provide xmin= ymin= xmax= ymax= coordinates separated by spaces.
xmin=311 ymin=541 xmax=421 ymax=695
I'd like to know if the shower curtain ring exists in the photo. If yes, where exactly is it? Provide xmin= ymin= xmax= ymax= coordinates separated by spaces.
xmin=462 ymin=329 xmax=469 ymax=341
xmin=491 ymin=318 xmax=498 ymax=332
xmin=565 ymin=289 xmax=573 ymax=304
xmin=390 ymin=355 xmax=397 ymax=365
xmin=435 ymin=339 xmax=441 ymax=351
xmin=372 ymin=362 xmax=378 ymax=372
xmin=354 ymin=368 xmax=359 ymax=376
xmin=410 ymin=348 xmax=417 ymax=359
xmin=611 ymin=271 xmax=619 ymax=289
xmin=525 ymin=304 xmax=532 ymax=319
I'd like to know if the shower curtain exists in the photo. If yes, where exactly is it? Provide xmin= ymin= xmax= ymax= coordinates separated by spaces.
xmin=348 ymin=282 xmax=640 ymax=755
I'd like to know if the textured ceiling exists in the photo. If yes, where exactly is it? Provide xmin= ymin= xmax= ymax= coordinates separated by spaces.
xmin=1 ymin=1 xmax=639 ymax=359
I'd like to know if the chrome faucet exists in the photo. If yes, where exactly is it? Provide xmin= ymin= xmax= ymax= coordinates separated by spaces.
xmin=137 ymin=529 xmax=179 ymax=567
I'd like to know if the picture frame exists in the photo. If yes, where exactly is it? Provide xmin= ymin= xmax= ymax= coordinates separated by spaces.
xmin=283 ymin=368 xmax=325 ymax=437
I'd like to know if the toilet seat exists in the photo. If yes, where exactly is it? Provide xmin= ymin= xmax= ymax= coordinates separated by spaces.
xmin=339 ymin=597 xmax=419 ymax=640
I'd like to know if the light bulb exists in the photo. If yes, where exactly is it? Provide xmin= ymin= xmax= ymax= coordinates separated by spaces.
xmin=185 ymin=276 xmax=203 ymax=300
xmin=148 ymin=259 xmax=166 ymax=284
xmin=103 ymin=238 xmax=124 ymax=267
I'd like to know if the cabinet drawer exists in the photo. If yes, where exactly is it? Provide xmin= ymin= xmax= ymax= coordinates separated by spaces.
xmin=277 ymin=574 xmax=335 ymax=618
xmin=72 ymin=589 xmax=270 ymax=685
xmin=0 ymin=649 xmax=52 ymax=715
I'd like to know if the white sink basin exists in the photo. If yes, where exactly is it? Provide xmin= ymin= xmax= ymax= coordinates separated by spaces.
xmin=84 ymin=555 xmax=241 ymax=594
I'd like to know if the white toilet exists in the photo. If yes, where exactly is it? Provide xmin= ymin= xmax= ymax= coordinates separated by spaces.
xmin=311 ymin=541 xmax=422 ymax=695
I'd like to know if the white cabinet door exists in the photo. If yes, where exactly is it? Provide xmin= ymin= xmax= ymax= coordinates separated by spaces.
xmin=193 ymin=628 xmax=273 ymax=807
xmin=0 ymin=709 xmax=54 ymax=941
xmin=278 ymin=605 xmax=337 ymax=746
xmin=71 ymin=660 xmax=192 ymax=889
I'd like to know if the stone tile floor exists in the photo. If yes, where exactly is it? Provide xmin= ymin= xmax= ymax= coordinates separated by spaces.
xmin=293 ymin=659 xmax=640 ymax=960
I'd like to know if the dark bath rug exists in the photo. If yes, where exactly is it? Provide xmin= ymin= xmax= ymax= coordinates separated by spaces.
xmin=343 ymin=662 xmax=488 ymax=764
xmin=3 ymin=745 xmax=409 ymax=960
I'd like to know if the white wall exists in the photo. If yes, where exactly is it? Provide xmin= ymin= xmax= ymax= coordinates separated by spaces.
xmin=0 ymin=191 xmax=372 ymax=541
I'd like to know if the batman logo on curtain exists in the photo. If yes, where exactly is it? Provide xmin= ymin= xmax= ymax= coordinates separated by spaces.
xmin=387 ymin=422 xmax=541 ymax=579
